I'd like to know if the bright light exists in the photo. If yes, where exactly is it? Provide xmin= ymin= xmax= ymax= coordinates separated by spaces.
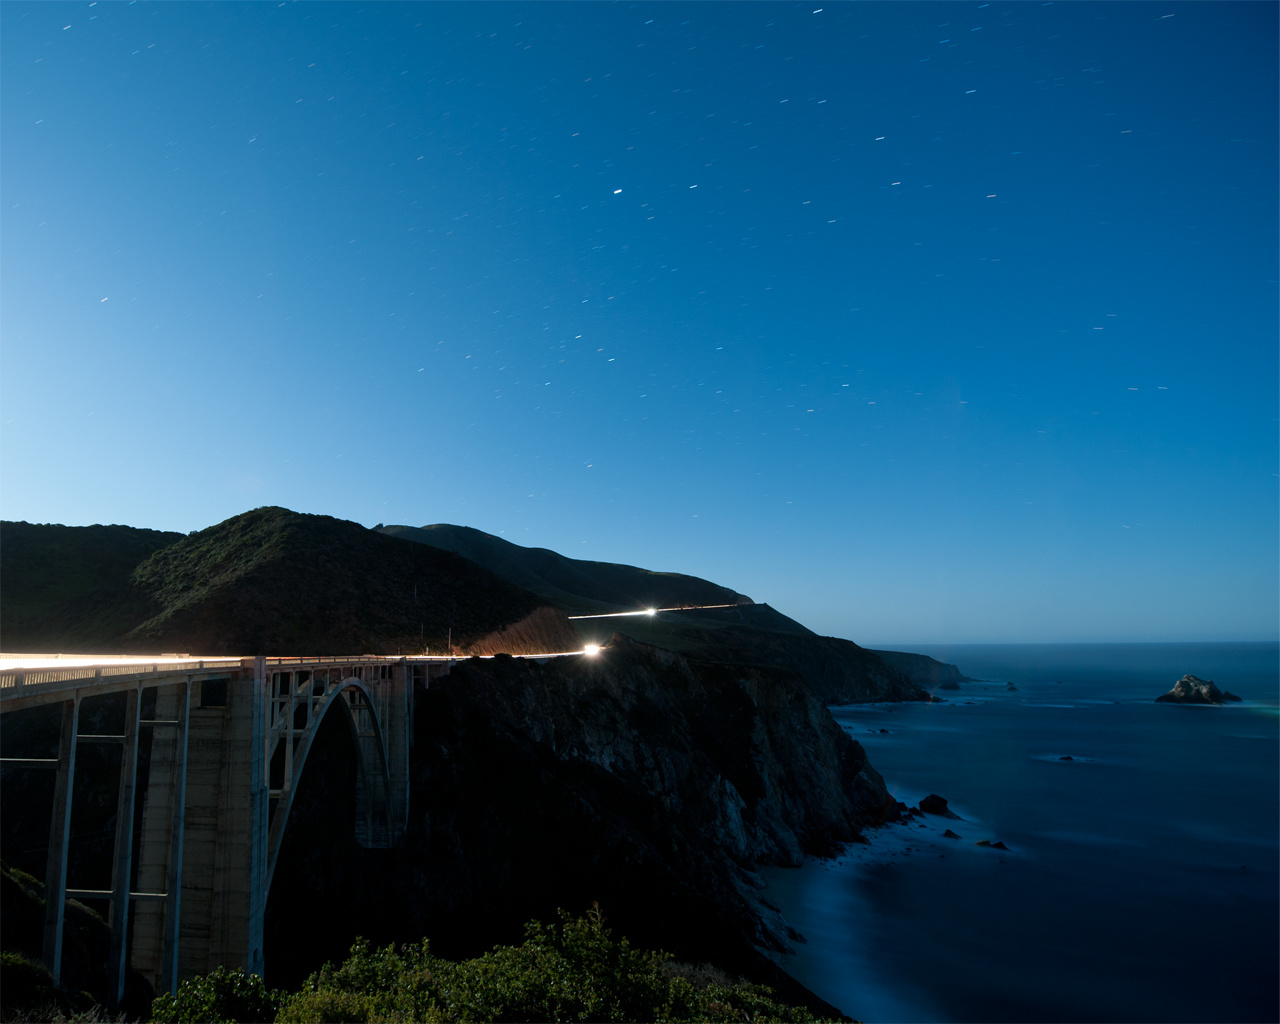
xmin=646 ymin=608 xmax=657 ymax=615
xmin=583 ymin=645 xmax=601 ymax=656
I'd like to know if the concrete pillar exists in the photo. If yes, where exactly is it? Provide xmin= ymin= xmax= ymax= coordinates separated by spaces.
xmin=42 ymin=695 xmax=80 ymax=985
xmin=247 ymin=656 xmax=267 ymax=977
xmin=159 ymin=680 xmax=190 ymax=995
xmin=131 ymin=679 xmax=190 ymax=994
xmin=108 ymin=685 xmax=142 ymax=1008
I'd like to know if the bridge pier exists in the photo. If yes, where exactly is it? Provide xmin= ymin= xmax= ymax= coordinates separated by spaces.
xmin=107 ymin=685 xmax=141 ymax=1008
xmin=132 ymin=667 xmax=268 ymax=989
xmin=41 ymin=696 xmax=79 ymax=986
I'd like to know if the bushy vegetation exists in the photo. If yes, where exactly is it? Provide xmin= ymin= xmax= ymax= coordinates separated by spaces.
xmin=148 ymin=966 xmax=280 ymax=1024
xmin=147 ymin=907 xmax=841 ymax=1023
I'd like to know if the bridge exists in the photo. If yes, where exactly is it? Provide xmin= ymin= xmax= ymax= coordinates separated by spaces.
xmin=0 ymin=650 xmax=582 ymax=1008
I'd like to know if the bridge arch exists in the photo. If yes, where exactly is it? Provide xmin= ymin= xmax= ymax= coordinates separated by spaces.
xmin=264 ymin=677 xmax=394 ymax=894
xmin=0 ymin=654 xmax=420 ymax=1002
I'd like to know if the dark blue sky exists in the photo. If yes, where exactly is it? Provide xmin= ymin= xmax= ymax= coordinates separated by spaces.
xmin=3 ymin=2 xmax=1276 ymax=643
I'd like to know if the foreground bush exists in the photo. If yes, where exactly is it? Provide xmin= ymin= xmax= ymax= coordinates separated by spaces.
xmin=148 ymin=966 xmax=280 ymax=1024
xmin=149 ymin=907 xmax=839 ymax=1023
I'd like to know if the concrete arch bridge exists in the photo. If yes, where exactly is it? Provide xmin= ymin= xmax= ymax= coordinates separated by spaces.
xmin=0 ymin=654 xmax=456 ymax=1007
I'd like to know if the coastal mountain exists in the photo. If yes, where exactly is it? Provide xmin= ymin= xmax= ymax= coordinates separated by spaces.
xmin=0 ymin=508 xmax=578 ymax=656
xmin=0 ymin=507 xmax=914 ymax=1018
xmin=382 ymin=522 xmax=930 ymax=704
xmin=0 ymin=511 xmax=952 ymax=702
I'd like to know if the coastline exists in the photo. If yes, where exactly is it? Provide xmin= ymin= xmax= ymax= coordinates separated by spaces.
xmin=762 ymin=642 xmax=1280 ymax=1024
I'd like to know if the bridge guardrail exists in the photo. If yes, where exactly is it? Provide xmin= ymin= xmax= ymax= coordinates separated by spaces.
xmin=0 ymin=660 xmax=246 ymax=697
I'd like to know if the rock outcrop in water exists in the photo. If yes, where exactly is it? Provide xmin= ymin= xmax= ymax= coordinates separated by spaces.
xmin=918 ymin=794 xmax=963 ymax=819
xmin=1155 ymin=675 xmax=1242 ymax=705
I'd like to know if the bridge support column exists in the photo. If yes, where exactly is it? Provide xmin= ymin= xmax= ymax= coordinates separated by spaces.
xmin=131 ymin=666 xmax=269 ymax=992
xmin=387 ymin=661 xmax=411 ymax=839
xmin=158 ymin=680 xmax=190 ymax=995
xmin=247 ymin=656 xmax=268 ymax=978
xmin=42 ymin=695 xmax=80 ymax=985
xmin=108 ymin=685 xmax=142 ymax=1008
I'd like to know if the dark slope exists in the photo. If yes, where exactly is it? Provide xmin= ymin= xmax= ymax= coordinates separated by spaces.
xmin=380 ymin=524 xmax=747 ymax=612
xmin=0 ymin=521 xmax=183 ymax=651
xmin=3 ymin=508 xmax=577 ymax=656
xmin=383 ymin=523 xmax=927 ymax=704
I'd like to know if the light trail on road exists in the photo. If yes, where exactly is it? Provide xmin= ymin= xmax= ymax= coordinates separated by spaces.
xmin=566 ymin=603 xmax=743 ymax=621
xmin=0 ymin=650 xmax=603 ymax=672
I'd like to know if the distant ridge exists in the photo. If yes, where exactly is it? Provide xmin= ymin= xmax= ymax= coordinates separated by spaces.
xmin=378 ymin=524 xmax=748 ymax=614
xmin=382 ymin=523 xmax=928 ymax=704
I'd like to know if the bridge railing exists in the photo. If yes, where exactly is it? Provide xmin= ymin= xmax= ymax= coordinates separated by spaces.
xmin=0 ymin=660 xmax=247 ymax=701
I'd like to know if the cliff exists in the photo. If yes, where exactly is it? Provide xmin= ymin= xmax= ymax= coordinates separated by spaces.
xmin=867 ymin=649 xmax=969 ymax=689
xmin=265 ymin=636 xmax=893 ymax=1014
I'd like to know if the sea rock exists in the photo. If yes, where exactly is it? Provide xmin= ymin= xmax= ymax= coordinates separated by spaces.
xmin=990 ymin=841 xmax=1009 ymax=851
xmin=1006 ymin=682 xmax=1018 ymax=691
xmin=1059 ymin=755 xmax=1074 ymax=761
xmin=918 ymin=794 xmax=963 ymax=820
xmin=1155 ymin=675 xmax=1240 ymax=706
xmin=942 ymin=829 xmax=961 ymax=839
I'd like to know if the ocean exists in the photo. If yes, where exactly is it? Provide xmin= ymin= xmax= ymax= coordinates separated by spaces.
xmin=764 ymin=642 xmax=1279 ymax=1024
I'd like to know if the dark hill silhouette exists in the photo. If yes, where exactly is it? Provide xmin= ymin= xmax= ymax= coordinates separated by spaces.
xmin=379 ymin=524 xmax=749 ymax=613
xmin=1 ymin=509 xmax=576 ymax=656
xmin=381 ymin=523 xmax=927 ymax=704
xmin=0 ymin=521 xmax=183 ymax=651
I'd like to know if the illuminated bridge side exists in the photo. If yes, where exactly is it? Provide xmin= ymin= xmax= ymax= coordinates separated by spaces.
xmin=0 ymin=654 xmax=452 ymax=1006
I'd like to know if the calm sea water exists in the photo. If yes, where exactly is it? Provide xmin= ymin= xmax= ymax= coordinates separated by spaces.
xmin=764 ymin=642 xmax=1279 ymax=1024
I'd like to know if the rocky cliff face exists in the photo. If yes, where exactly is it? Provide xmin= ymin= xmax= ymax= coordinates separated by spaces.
xmin=265 ymin=637 xmax=892 ymax=1013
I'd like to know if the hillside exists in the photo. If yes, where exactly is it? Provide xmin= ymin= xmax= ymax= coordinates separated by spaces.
xmin=0 ymin=521 xmax=183 ymax=651
xmin=382 ymin=523 xmax=928 ymax=704
xmin=0 ymin=509 xmax=577 ymax=656
xmin=379 ymin=524 xmax=748 ymax=613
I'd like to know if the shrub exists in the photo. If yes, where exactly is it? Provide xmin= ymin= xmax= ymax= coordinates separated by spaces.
xmin=147 ymin=966 xmax=280 ymax=1024
xmin=272 ymin=905 xmax=838 ymax=1023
